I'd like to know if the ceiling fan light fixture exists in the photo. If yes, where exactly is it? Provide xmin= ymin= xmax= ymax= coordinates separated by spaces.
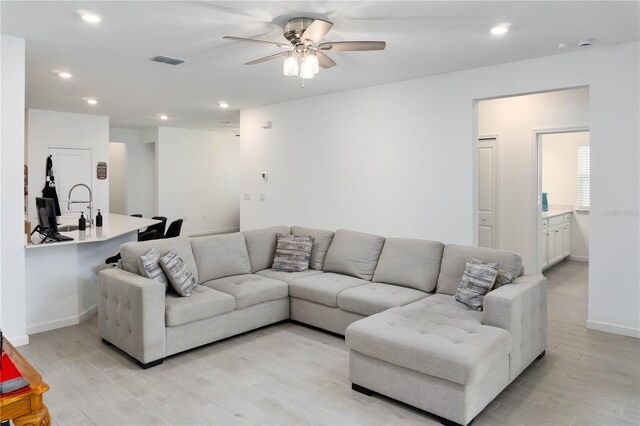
xmin=310 ymin=50 xmax=319 ymax=74
xmin=283 ymin=51 xmax=298 ymax=77
xmin=299 ymin=55 xmax=315 ymax=79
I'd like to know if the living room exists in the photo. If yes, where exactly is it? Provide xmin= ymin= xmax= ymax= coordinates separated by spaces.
xmin=1 ymin=1 xmax=638 ymax=425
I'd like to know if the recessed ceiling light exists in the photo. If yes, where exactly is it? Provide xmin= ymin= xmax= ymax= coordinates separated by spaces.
xmin=219 ymin=102 xmax=229 ymax=109
xmin=558 ymin=42 xmax=568 ymax=49
xmin=159 ymin=115 xmax=168 ymax=120
xmin=81 ymin=13 xmax=101 ymax=23
xmin=490 ymin=24 xmax=510 ymax=35
xmin=86 ymin=99 xmax=98 ymax=105
xmin=58 ymin=72 xmax=73 ymax=79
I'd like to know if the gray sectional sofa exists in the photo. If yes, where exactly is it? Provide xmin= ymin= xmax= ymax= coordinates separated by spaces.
xmin=98 ymin=225 xmax=547 ymax=426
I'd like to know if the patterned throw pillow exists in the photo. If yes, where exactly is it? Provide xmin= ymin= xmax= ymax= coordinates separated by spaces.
xmin=159 ymin=251 xmax=198 ymax=297
xmin=455 ymin=257 xmax=499 ymax=311
xmin=138 ymin=248 xmax=169 ymax=290
xmin=494 ymin=269 xmax=517 ymax=289
xmin=272 ymin=233 xmax=315 ymax=272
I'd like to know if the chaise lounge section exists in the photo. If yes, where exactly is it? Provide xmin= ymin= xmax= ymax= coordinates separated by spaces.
xmin=98 ymin=225 xmax=546 ymax=425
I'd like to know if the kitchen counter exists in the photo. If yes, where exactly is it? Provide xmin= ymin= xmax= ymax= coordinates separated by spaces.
xmin=26 ymin=214 xmax=159 ymax=248
xmin=25 ymin=213 xmax=159 ymax=335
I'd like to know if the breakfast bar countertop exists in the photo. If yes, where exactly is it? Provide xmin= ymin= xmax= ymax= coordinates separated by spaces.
xmin=26 ymin=213 xmax=159 ymax=249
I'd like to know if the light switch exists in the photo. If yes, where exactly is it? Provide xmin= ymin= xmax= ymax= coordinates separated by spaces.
xmin=243 ymin=192 xmax=251 ymax=200
xmin=261 ymin=172 xmax=268 ymax=182
xmin=259 ymin=193 xmax=266 ymax=201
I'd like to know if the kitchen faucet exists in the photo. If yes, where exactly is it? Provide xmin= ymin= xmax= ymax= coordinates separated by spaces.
xmin=67 ymin=183 xmax=93 ymax=227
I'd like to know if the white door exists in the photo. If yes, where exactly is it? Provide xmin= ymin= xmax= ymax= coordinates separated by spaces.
xmin=541 ymin=229 xmax=549 ymax=269
xmin=563 ymin=222 xmax=571 ymax=258
xmin=478 ymin=139 xmax=498 ymax=248
xmin=554 ymin=227 xmax=564 ymax=263
xmin=48 ymin=147 xmax=92 ymax=215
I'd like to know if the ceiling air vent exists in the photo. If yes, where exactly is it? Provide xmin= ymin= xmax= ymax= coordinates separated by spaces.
xmin=151 ymin=56 xmax=185 ymax=65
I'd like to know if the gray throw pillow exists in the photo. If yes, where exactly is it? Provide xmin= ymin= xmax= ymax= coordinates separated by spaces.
xmin=272 ymin=233 xmax=314 ymax=272
xmin=494 ymin=269 xmax=517 ymax=289
xmin=138 ymin=248 xmax=169 ymax=290
xmin=454 ymin=257 xmax=499 ymax=311
xmin=160 ymin=251 xmax=198 ymax=297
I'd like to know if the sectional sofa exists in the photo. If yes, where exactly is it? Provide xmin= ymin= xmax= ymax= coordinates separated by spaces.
xmin=98 ymin=225 xmax=547 ymax=426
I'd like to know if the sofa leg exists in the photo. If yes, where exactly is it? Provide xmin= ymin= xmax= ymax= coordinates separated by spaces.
xmin=440 ymin=417 xmax=474 ymax=426
xmin=537 ymin=350 xmax=546 ymax=360
xmin=136 ymin=358 xmax=164 ymax=369
xmin=351 ymin=383 xmax=373 ymax=396
xmin=101 ymin=338 xmax=112 ymax=346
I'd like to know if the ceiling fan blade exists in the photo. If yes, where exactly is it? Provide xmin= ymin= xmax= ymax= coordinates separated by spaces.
xmin=244 ymin=51 xmax=287 ymax=65
xmin=318 ymin=41 xmax=386 ymax=51
xmin=317 ymin=52 xmax=336 ymax=69
xmin=223 ymin=36 xmax=288 ymax=48
xmin=300 ymin=19 xmax=333 ymax=44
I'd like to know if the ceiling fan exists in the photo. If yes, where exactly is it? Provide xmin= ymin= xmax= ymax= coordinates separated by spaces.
xmin=223 ymin=17 xmax=386 ymax=82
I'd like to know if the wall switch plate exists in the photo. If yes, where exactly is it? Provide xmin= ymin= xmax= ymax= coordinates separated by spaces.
xmin=243 ymin=192 xmax=251 ymax=200
xmin=259 ymin=193 xmax=266 ymax=201
xmin=261 ymin=172 xmax=268 ymax=182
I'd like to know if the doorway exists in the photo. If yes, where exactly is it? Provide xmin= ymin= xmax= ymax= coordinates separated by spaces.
xmin=537 ymin=130 xmax=590 ymax=271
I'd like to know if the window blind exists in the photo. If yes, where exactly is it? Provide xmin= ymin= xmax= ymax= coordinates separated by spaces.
xmin=578 ymin=145 xmax=590 ymax=210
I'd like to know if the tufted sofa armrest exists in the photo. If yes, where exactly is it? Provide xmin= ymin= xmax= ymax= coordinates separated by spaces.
xmin=483 ymin=275 xmax=547 ymax=381
xmin=98 ymin=268 xmax=167 ymax=364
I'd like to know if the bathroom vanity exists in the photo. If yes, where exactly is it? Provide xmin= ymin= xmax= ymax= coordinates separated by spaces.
xmin=24 ymin=214 xmax=158 ymax=334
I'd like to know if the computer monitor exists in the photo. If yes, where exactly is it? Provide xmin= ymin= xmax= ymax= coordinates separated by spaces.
xmin=33 ymin=197 xmax=73 ymax=242
xmin=36 ymin=197 xmax=59 ymax=233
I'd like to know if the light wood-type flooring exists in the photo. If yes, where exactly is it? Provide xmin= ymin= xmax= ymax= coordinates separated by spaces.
xmin=19 ymin=260 xmax=640 ymax=425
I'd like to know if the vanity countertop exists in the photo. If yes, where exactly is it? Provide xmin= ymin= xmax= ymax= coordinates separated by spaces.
xmin=542 ymin=207 xmax=573 ymax=219
xmin=26 ymin=213 xmax=159 ymax=249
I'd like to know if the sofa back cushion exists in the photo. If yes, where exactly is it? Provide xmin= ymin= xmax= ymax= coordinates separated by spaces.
xmin=291 ymin=226 xmax=335 ymax=271
xmin=242 ymin=226 xmax=291 ymax=273
xmin=436 ymin=244 xmax=522 ymax=296
xmin=120 ymin=236 xmax=199 ymax=283
xmin=372 ymin=238 xmax=444 ymax=292
xmin=191 ymin=233 xmax=251 ymax=281
xmin=323 ymin=230 xmax=386 ymax=280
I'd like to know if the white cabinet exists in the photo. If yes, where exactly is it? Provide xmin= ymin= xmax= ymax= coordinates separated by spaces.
xmin=541 ymin=219 xmax=549 ymax=270
xmin=542 ymin=211 xmax=572 ymax=271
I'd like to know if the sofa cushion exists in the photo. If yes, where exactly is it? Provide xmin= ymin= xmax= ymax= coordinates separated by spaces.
xmin=436 ymin=244 xmax=522 ymax=296
xmin=255 ymin=268 xmax=324 ymax=284
xmin=121 ymin=236 xmax=199 ymax=282
xmin=202 ymin=274 xmax=288 ymax=310
xmin=291 ymin=226 xmax=335 ymax=271
xmin=372 ymin=238 xmax=444 ymax=292
xmin=165 ymin=286 xmax=236 ymax=327
xmin=191 ymin=233 xmax=251 ymax=281
xmin=243 ymin=226 xmax=291 ymax=273
xmin=323 ymin=230 xmax=385 ymax=280
xmin=272 ymin=233 xmax=314 ymax=272
xmin=345 ymin=295 xmax=512 ymax=385
xmin=159 ymin=251 xmax=198 ymax=297
xmin=288 ymin=272 xmax=369 ymax=308
xmin=338 ymin=283 xmax=429 ymax=316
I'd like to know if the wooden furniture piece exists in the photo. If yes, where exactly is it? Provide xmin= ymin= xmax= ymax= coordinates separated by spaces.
xmin=1 ymin=338 xmax=50 ymax=426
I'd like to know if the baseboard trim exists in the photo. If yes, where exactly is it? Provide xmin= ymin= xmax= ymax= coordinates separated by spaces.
xmin=188 ymin=227 xmax=240 ymax=238
xmin=568 ymin=255 xmax=589 ymax=262
xmin=4 ymin=334 xmax=29 ymax=347
xmin=586 ymin=320 xmax=640 ymax=338
xmin=27 ymin=304 xmax=97 ymax=335
xmin=79 ymin=305 xmax=98 ymax=322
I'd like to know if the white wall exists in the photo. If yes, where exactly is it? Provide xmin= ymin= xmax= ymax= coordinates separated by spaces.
xmin=157 ymin=127 xmax=239 ymax=236
xmin=109 ymin=127 xmax=156 ymax=218
xmin=0 ymin=35 xmax=28 ymax=345
xmin=108 ymin=142 xmax=127 ymax=214
xmin=478 ymin=88 xmax=589 ymax=269
xmin=240 ymin=41 xmax=640 ymax=337
xmin=541 ymin=132 xmax=590 ymax=260
xmin=26 ymin=109 xmax=109 ymax=224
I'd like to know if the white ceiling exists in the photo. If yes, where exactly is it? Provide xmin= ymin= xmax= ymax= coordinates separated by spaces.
xmin=1 ymin=1 xmax=638 ymax=130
